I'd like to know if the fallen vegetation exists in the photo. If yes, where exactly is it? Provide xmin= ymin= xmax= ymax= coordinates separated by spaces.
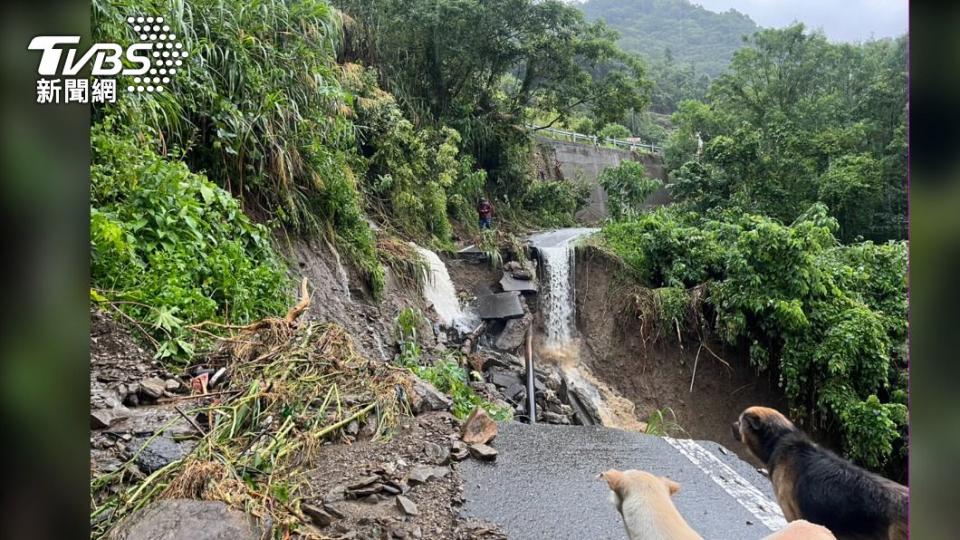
xmin=395 ymin=308 xmax=512 ymax=421
xmin=91 ymin=292 xmax=411 ymax=539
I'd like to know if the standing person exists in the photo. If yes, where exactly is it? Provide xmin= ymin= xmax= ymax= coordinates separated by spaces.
xmin=477 ymin=197 xmax=494 ymax=230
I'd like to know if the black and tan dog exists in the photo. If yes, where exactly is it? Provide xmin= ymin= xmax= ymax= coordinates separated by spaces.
xmin=732 ymin=406 xmax=908 ymax=540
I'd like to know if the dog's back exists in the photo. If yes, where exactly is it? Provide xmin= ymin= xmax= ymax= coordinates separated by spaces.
xmin=733 ymin=407 xmax=908 ymax=540
xmin=601 ymin=469 xmax=702 ymax=540
xmin=774 ymin=437 xmax=908 ymax=540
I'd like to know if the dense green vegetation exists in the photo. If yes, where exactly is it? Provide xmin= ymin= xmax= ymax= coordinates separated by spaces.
xmin=92 ymin=0 xmax=632 ymax=355
xmin=666 ymin=25 xmax=907 ymax=243
xmin=598 ymin=161 xmax=663 ymax=220
xmin=91 ymin=0 xmax=648 ymax=346
xmin=579 ymin=0 xmax=759 ymax=78
xmin=87 ymin=0 xmax=907 ymax=477
xmin=643 ymin=51 xmax=712 ymax=115
xmin=90 ymin=121 xmax=289 ymax=358
xmin=92 ymin=0 xmax=389 ymax=299
xmin=602 ymin=206 xmax=907 ymax=469
xmin=343 ymin=63 xmax=487 ymax=245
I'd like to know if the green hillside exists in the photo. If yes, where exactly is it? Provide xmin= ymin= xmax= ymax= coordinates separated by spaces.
xmin=579 ymin=0 xmax=760 ymax=78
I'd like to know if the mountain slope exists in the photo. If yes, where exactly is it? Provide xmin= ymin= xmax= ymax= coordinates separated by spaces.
xmin=578 ymin=0 xmax=760 ymax=77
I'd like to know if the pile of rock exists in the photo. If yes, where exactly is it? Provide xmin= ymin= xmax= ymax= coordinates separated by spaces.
xmin=468 ymin=349 xmax=579 ymax=425
xmin=302 ymin=407 xmax=499 ymax=536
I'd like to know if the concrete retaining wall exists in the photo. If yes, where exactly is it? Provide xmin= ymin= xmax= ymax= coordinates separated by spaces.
xmin=533 ymin=136 xmax=670 ymax=224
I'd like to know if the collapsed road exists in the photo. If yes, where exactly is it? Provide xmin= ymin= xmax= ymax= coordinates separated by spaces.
xmin=460 ymin=422 xmax=786 ymax=540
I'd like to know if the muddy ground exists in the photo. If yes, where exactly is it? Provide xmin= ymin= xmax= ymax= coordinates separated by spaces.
xmin=280 ymin=236 xmax=436 ymax=363
xmin=573 ymin=247 xmax=786 ymax=466
xmin=445 ymin=258 xmax=501 ymax=301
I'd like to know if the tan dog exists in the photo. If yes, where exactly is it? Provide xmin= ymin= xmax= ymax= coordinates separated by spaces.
xmin=601 ymin=469 xmax=702 ymax=540
xmin=602 ymin=468 xmax=837 ymax=540
xmin=732 ymin=406 xmax=908 ymax=540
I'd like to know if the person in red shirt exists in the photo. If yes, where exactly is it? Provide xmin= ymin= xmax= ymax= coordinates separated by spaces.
xmin=477 ymin=197 xmax=493 ymax=229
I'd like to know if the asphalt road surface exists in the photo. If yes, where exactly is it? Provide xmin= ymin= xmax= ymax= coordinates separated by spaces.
xmin=460 ymin=422 xmax=786 ymax=540
xmin=528 ymin=228 xmax=599 ymax=248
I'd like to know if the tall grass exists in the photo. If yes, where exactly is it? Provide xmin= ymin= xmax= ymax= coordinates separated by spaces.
xmin=92 ymin=0 xmax=384 ymax=294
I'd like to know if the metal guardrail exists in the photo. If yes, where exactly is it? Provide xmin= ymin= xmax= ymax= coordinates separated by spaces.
xmin=526 ymin=124 xmax=663 ymax=154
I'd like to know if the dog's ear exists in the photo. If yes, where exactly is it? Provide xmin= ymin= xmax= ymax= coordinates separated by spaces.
xmin=744 ymin=412 xmax=762 ymax=431
xmin=661 ymin=476 xmax=681 ymax=496
xmin=601 ymin=469 xmax=625 ymax=494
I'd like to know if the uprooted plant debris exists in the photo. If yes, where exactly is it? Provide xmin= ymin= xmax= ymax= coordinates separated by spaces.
xmin=91 ymin=288 xmax=417 ymax=539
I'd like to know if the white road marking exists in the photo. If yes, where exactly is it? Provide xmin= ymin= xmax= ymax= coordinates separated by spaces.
xmin=665 ymin=437 xmax=788 ymax=531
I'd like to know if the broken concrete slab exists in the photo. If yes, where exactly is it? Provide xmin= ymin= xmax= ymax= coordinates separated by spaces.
xmin=499 ymin=274 xmax=537 ymax=293
xmin=477 ymin=291 xmax=525 ymax=320
xmin=487 ymin=367 xmax=523 ymax=389
xmin=453 ymin=245 xmax=487 ymax=261
xmin=107 ymin=499 xmax=268 ymax=540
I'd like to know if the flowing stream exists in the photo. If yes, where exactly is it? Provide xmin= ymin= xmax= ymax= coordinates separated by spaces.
xmin=531 ymin=228 xmax=644 ymax=428
xmin=529 ymin=228 xmax=598 ymax=349
xmin=414 ymin=245 xmax=476 ymax=332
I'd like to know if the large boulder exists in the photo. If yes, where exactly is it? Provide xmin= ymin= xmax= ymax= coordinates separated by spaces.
xmin=460 ymin=407 xmax=498 ymax=445
xmin=107 ymin=499 xmax=268 ymax=540
xmin=130 ymin=434 xmax=195 ymax=474
xmin=494 ymin=314 xmax=532 ymax=351
xmin=407 ymin=375 xmax=452 ymax=414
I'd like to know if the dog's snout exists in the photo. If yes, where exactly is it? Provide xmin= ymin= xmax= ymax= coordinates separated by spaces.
xmin=731 ymin=421 xmax=741 ymax=441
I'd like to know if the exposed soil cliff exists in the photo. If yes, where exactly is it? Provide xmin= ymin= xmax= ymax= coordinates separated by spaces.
xmin=573 ymin=246 xmax=786 ymax=466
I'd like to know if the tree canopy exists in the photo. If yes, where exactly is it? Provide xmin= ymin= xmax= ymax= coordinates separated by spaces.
xmin=665 ymin=25 xmax=907 ymax=242
xmin=337 ymin=0 xmax=651 ymax=205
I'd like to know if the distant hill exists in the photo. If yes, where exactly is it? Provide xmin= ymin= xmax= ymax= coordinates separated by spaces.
xmin=577 ymin=0 xmax=760 ymax=78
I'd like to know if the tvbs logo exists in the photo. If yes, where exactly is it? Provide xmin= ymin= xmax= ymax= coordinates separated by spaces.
xmin=28 ymin=16 xmax=188 ymax=104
